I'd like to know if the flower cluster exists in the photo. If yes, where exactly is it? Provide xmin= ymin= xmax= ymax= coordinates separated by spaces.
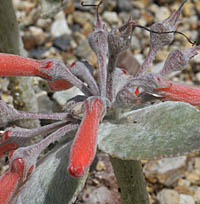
xmin=0 ymin=0 xmax=200 ymax=203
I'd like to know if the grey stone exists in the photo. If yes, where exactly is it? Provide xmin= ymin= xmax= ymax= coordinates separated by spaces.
xmin=51 ymin=12 xmax=71 ymax=37
xmin=155 ymin=6 xmax=171 ymax=22
xmin=102 ymin=11 xmax=121 ymax=25
xmin=117 ymin=0 xmax=133 ymax=12
xmin=179 ymin=194 xmax=195 ymax=204
xmin=143 ymin=156 xmax=187 ymax=186
xmin=84 ymin=186 xmax=119 ymax=204
xmin=29 ymin=47 xmax=47 ymax=59
xmin=53 ymin=87 xmax=83 ymax=106
xmin=37 ymin=92 xmax=55 ymax=113
xmin=157 ymin=189 xmax=180 ymax=204
xmin=75 ymin=40 xmax=92 ymax=59
xmin=53 ymin=34 xmax=71 ymax=51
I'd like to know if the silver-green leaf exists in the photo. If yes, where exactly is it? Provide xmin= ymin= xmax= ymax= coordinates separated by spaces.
xmin=98 ymin=101 xmax=200 ymax=160
xmin=11 ymin=142 xmax=88 ymax=204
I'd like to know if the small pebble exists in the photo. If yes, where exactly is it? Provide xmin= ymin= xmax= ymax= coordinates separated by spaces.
xmin=96 ymin=161 xmax=106 ymax=171
xmin=179 ymin=194 xmax=195 ymax=204
xmin=186 ymin=169 xmax=200 ymax=185
xmin=182 ymin=2 xmax=195 ymax=17
xmin=155 ymin=6 xmax=170 ymax=22
xmin=53 ymin=34 xmax=72 ymax=51
xmin=194 ymin=187 xmax=200 ymax=204
xmin=117 ymin=0 xmax=133 ymax=12
xmin=73 ymin=11 xmax=92 ymax=26
xmin=51 ymin=12 xmax=71 ymax=37
xmin=29 ymin=26 xmax=46 ymax=44
xmin=157 ymin=189 xmax=180 ymax=204
xmin=144 ymin=156 xmax=187 ymax=186
xmin=75 ymin=40 xmax=93 ymax=59
xmin=102 ymin=11 xmax=121 ymax=25
xmin=53 ymin=87 xmax=83 ymax=106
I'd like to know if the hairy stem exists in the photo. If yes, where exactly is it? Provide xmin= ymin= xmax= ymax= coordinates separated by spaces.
xmin=97 ymin=52 xmax=107 ymax=97
xmin=107 ymin=54 xmax=118 ymax=102
xmin=17 ymin=111 xmax=70 ymax=121
xmin=71 ymin=62 xmax=99 ymax=96
xmin=135 ymin=46 xmax=157 ymax=77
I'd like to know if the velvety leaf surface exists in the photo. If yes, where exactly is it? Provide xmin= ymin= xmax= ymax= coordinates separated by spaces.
xmin=11 ymin=142 xmax=88 ymax=204
xmin=98 ymin=102 xmax=200 ymax=160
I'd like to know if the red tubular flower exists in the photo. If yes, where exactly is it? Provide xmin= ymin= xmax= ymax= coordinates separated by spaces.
xmin=0 ymin=53 xmax=47 ymax=78
xmin=0 ymin=158 xmax=24 ymax=204
xmin=68 ymin=97 xmax=105 ymax=178
xmin=156 ymin=80 xmax=200 ymax=106
xmin=0 ymin=53 xmax=73 ymax=91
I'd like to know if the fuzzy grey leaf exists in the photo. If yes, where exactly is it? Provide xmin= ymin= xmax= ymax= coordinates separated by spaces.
xmin=11 ymin=142 xmax=88 ymax=204
xmin=98 ymin=101 xmax=200 ymax=160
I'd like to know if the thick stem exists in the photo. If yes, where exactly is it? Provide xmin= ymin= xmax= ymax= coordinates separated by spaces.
xmin=0 ymin=0 xmax=21 ymax=54
xmin=0 ymin=0 xmax=40 ymax=129
xmin=110 ymin=157 xmax=150 ymax=204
